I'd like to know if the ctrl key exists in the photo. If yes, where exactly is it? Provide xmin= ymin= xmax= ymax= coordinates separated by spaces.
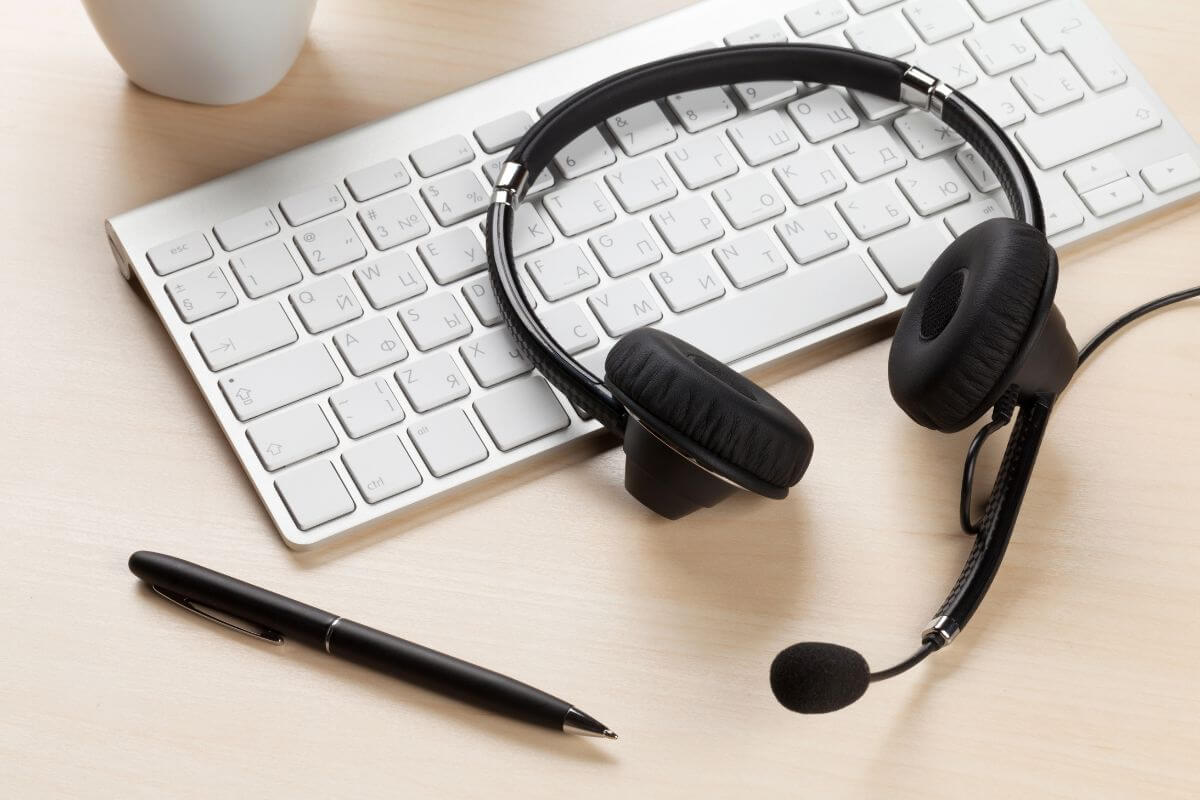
xmin=342 ymin=435 xmax=423 ymax=503
xmin=275 ymin=460 xmax=355 ymax=530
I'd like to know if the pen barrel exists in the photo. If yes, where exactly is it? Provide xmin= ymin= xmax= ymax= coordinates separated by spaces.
xmin=327 ymin=620 xmax=569 ymax=730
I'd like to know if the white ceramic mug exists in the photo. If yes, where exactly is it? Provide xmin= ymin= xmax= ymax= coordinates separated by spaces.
xmin=81 ymin=0 xmax=319 ymax=105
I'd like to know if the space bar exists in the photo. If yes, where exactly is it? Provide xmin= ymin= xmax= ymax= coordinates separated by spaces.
xmin=662 ymin=253 xmax=886 ymax=364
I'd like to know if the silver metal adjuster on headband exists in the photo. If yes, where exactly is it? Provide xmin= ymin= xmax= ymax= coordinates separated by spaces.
xmin=491 ymin=161 xmax=530 ymax=205
xmin=900 ymin=66 xmax=955 ymax=118
xmin=922 ymin=615 xmax=961 ymax=647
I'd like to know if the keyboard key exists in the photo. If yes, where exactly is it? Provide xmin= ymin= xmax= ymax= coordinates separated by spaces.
xmin=1080 ymin=177 xmax=1143 ymax=216
xmin=344 ymin=158 xmax=411 ymax=201
xmin=353 ymin=251 xmax=427 ymax=309
xmin=786 ymin=1 xmax=849 ymax=37
xmin=1015 ymin=89 xmax=1161 ymax=169
xmin=553 ymin=128 xmax=617 ymax=179
xmin=732 ymin=81 xmax=799 ymax=112
xmin=665 ymin=134 xmax=739 ymax=189
xmin=219 ymin=342 xmax=342 ymax=422
xmin=280 ymin=185 xmax=346 ymax=226
xmin=967 ymin=0 xmax=1044 ymax=22
xmin=416 ymin=227 xmax=486 ymax=285
xmin=727 ymin=109 xmax=801 ymax=165
xmin=967 ymin=82 xmax=1027 ymax=127
xmin=1012 ymin=61 xmax=1084 ymax=114
xmin=229 ymin=240 xmax=302 ymax=298
xmin=290 ymin=275 xmax=363 ymax=333
xmin=587 ymin=279 xmax=663 ymax=336
xmin=956 ymin=147 xmax=1001 ymax=192
xmin=713 ymin=173 xmax=786 ymax=229
xmin=848 ymin=0 xmax=901 ymax=11
xmin=713 ymin=230 xmax=788 ymax=288
xmin=914 ymin=47 xmax=978 ymax=90
xmin=724 ymin=19 xmax=788 ymax=45
xmin=903 ymin=0 xmax=973 ymax=44
xmin=655 ymin=253 xmax=886 ymax=363
xmin=214 ymin=207 xmax=279 ymax=251
xmin=964 ymin=20 xmax=1037 ymax=75
xmin=420 ymin=170 xmax=490 ymax=226
xmin=525 ymin=244 xmax=600 ymax=301
xmin=408 ymin=409 xmax=488 ymax=477
xmin=474 ymin=377 xmax=570 ymax=452
xmin=539 ymin=304 xmax=600 ymax=354
xmin=944 ymin=197 xmax=1006 ymax=236
xmin=773 ymin=150 xmax=847 ymax=205
xmin=849 ymin=89 xmax=907 ymax=122
xmin=894 ymin=112 xmax=965 ymax=159
xmin=846 ymin=15 xmax=916 ymax=58
xmin=787 ymin=88 xmax=860 ymax=143
xmin=868 ymin=224 xmax=953 ymax=292
xmin=333 ymin=316 xmax=408 ymax=376
xmin=462 ymin=276 xmax=503 ymax=326
xmin=508 ymin=204 xmax=555 ymax=256
xmin=399 ymin=292 xmax=472 ymax=351
xmin=605 ymin=158 xmax=678 ymax=213
xmin=165 ymin=265 xmax=237 ymax=323
xmin=275 ymin=460 xmax=355 ymax=530
xmin=588 ymin=220 xmax=663 ymax=277
xmin=1040 ymin=181 xmax=1085 ymax=236
xmin=295 ymin=216 xmax=367 ymax=273
xmin=667 ymin=88 xmax=738 ymax=133
xmin=473 ymin=111 xmax=534 ymax=154
xmin=1065 ymin=154 xmax=1127 ymax=195
xmin=543 ymin=181 xmax=616 ymax=236
xmin=341 ymin=435 xmax=422 ymax=503
xmin=459 ymin=328 xmax=533 ymax=387
xmin=482 ymin=151 xmax=555 ymax=195
xmin=147 ymin=231 xmax=212 ymax=276
xmin=358 ymin=194 xmax=430 ymax=251
xmin=329 ymin=378 xmax=406 ymax=438
xmin=1141 ymin=154 xmax=1200 ymax=194
xmin=651 ymin=197 xmax=725 ymax=253
xmin=606 ymin=102 xmax=677 ymax=156
xmin=247 ymin=404 xmax=338 ymax=471
xmin=896 ymin=160 xmax=971 ymax=215
xmin=395 ymin=352 xmax=470 ymax=412
xmin=836 ymin=185 xmax=911 ymax=240
xmin=1021 ymin=4 xmax=1090 ymax=52
xmin=192 ymin=301 xmax=297 ymax=371
xmin=1065 ymin=43 xmax=1126 ymax=93
xmin=774 ymin=208 xmax=850 ymax=264
xmin=650 ymin=254 xmax=725 ymax=312
xmin=834 ymin=126 xmax=908 ymax=182
xmin=410 ymin=134 xmax=474 ymax=177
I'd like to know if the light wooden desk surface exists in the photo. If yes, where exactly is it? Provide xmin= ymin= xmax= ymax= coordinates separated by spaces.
xmin=2 ymin=1 xmax=1198 ymax=797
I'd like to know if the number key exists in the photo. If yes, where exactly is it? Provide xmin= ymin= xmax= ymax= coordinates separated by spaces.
xmin=420 ymin=170 xmax=490 ymax=226
xmin=294 ymin=217 xmax=367 ymax=273
xmin=357 ymin=194 xmax=430 ymax=251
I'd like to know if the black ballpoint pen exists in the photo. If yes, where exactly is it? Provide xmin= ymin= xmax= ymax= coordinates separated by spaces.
xmin=129 ymin=551 xmax=617 ymax=739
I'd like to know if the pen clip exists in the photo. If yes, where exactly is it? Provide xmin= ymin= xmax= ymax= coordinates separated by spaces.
xmin=151 ymin=585 xmax=285 ymax=646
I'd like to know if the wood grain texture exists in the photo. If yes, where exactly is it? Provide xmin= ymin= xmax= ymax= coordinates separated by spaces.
xmin=1 ymin=1 xmax=1198 ymax=797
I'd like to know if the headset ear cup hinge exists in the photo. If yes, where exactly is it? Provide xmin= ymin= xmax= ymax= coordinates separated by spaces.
xmin=958 ymin=385 xmax=1020 ymax=536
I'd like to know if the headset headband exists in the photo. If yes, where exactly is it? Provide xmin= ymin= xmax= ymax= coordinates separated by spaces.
xmin=486 ymin=44 xmax=1046 ymax=433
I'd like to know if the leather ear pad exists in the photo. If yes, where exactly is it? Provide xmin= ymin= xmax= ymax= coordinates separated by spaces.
xmin=605 ymin=329 xmax=813 ymax=490
xmin=889 ymin=218 xmax=1055 ymax=432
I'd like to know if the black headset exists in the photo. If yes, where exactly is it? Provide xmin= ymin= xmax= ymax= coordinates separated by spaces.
xmin=485 ymin=44 xmax=1086 ymax=713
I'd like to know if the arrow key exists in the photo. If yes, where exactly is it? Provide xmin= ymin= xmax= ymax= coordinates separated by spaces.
xmin=1080 ymin=176 xmax=1144 ymax=217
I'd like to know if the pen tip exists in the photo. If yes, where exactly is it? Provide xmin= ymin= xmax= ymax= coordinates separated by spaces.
xmin=603 ymin=729 xmax=618 ymax=740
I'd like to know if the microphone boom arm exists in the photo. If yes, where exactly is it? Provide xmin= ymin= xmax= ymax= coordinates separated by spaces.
xmin=923 ymin=394 xmax=1055 ymax=648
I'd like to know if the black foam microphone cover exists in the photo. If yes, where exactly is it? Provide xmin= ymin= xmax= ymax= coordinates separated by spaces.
xmin=770 ymin=642 xmax=871 ymax=714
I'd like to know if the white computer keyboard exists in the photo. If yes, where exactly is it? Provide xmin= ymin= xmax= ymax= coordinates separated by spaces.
xmin=106 ymin=0 xmax=1200 ymax=548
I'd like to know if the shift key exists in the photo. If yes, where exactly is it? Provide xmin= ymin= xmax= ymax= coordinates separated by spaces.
xmin=1015 ymin=89 xmax=1161 ymax=169
xmin=220 ymin=342 xmax=342 ymax=421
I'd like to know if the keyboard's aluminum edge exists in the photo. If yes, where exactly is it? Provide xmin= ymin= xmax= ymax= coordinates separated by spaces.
xmin=105 ymin=0 xmax=1200 ymax=549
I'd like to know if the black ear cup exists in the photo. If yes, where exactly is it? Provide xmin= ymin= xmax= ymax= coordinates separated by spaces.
xmin=605 ymin=328 xmax=813 ymax=516
xmin=888 ymin=218 xmax=1058 ymax=432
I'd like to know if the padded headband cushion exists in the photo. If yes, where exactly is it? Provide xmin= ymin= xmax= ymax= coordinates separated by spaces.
xmin=605 ymin=329 xmax=813 ymax=489
xmin=888 ymin=218 xmax=1055 ymax=432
